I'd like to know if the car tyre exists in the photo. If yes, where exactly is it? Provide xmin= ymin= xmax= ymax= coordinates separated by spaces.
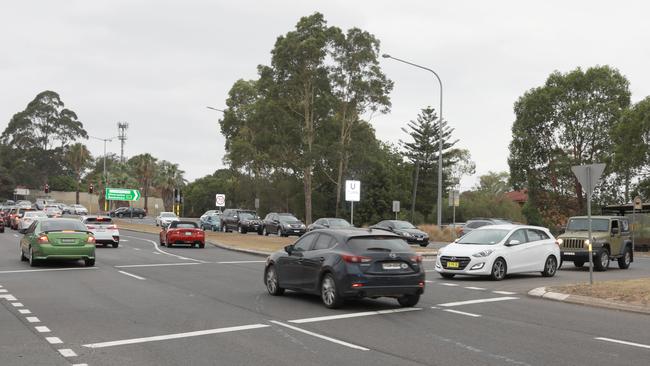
xmin=265 ymin=265 xmax=284 ymax=296
xmin=112 ymin=243 xmax=119 ymax=248
xmin=238 ymin=225 xmax=246 ymax=234
xmin=321 ymin=273 xmax=343 ymax=309
xmin=85 ymin=258 xmax=95 ymax=267
xmin=541 ymin=255 xmax=558 ymax=277
xmin=618 ymin=246 xmax=632 ymax=269
xmin=199 ymin=243 xmax=205 ymax=249
xmin=419 ymin=243 xmax=428 ymax=247
xmin=574 ymin=260 xmax=584 ymax=268
xmin=594 ymin=248 xmax=610 ymax=272
xmin=489 ymin=258 xmax=507 ymax=281
xmin=118 ymin=213 xmax=124 ymax=218
xmin=138 ymin=214 xmax=144 ymax=219
xmin=263 ymin=227 xmax=268 ymax=236
xmin=439 ymin=273 xmax=456 ymax=279
xmin=28 ymin=248 xmax=38 ymax=267
xmin=20 ymin=247 xmax=27 ymax=262
xmin=257 ymin=229 xmax=263 ymax=235
xmin=397 ymin=294 xmax=420 ymax=307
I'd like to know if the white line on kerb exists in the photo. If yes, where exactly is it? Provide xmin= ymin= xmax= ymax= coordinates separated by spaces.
xmin=117 ymin=270 xmax=146 ymax=280
xmin=83 ymin=323 xmax=270 ymax=348
xmin=289 ymin=308 xmax=421 ymax=324
xmin=115 ymin=262 xmax=201 ymax=268
xmin=18 ymin=309 xmax=31 ymax=314
xmin=595 ymin=337 xmax=650 ymax=350
xmin=26 ymin=316 xmax=40 ymax=323
xmin=46 ymin=337 xmax=63 ymax=344
xmin=11 ymin=302 xmax=23 ymax=307
xmin=438 ymin=297 xmax=519 ymax=307
xmin=35 ymin=326 xmax=51 ymax=333
xmin=444 ymin=309 xmax=482 ymax=318
xmin=58 ymin=349 xmax=77 ymax=357
xmin=0 ymin=267 xmax=97 ymax=275
xmin=270 ymin=320 xmax=369 ymax=351
xmin=492 ymin=291 xmax=517 ymax=295
xmin=0 ymin=294 xmax=18 ymax=301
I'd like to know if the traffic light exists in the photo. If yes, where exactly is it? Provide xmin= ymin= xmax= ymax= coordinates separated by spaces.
xmin=89 ymin=184 xmax=94 ymax=194
xmin=44 ymin=183 xmax=49 ymax=194
xmin=173 ymin=188 xmax=179 ymax=202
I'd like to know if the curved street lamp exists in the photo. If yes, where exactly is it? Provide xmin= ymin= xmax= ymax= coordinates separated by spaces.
xmin=382 ymin=53 xmax=444 ymax=227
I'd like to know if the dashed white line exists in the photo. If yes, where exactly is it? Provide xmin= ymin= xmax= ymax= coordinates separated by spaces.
xmin=443 ymin=309 xmax=482 ymax=318
xmin=595 ymin=337 xmax=650 ymax=349
xmin=438 ymin=297 xmax=519 ymax=307
xmin=11 ymin=302 xmax=23 ymax=307
xmin=18 ymin=309 xmax=31 ymax=314
xmin=0 ymin=294 xmax=18 ymax=301
xmin=0 ymin=289 xmax=7 ymax=293
xmin=425 ymin=280 xmax=435 ymax=283
xmin=425 ymin=269 xmax=437 ymax=272
xmin=217 ymin=260 xmax=266 ymax=264
xmin=72 ymin=364 xmax=89 ymax=366
xmin=46 ymin=337 xmax=63 ymax=344
xmin=132 ymin=247 xmax=141 ymax=251
xmin=58 ymin=349 xmax=77 ymax=357
xmin=0 ymin=267 xmax=97 ymax=274
xmin=464 ymin=286 xmax=486 ymax=291
xmin=13 ymin=234 xmax=18 ymax=238
xmin=440 ymin=283 xmax=459 ymax=287
xmin=289 ymin=308 xmax=422 ymax=324
xmin=270 ymin=320 xmax=369 ymax=351
xmin=121 ymin=239 xmax=129 ymax=242
xmin=117 ymin=270 xmax=146 ymax=280
xmin=83 ymin=323 xmax=270 ymax=348
xmin=492 ymin=290 xmax=517 ymax=295
xmin=152 ymin=252 xmax=161 ymax=255
xmin=115 ymin=262 xmax=200 ymax=268
xmin=26 ymin=316 xmax=41 ymax=323
xmin=35 ymin=326 xmax=51 ymax=333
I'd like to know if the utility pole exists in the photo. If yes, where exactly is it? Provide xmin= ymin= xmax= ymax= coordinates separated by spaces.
xmin=117 ymin=122 xmax=129 ymax=163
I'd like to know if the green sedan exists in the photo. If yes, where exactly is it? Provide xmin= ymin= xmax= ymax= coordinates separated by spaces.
xmin=20 ymin=218 xmax=96 ymax=267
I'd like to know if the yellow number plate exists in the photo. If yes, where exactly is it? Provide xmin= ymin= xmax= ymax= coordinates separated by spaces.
xmin=446 ymin=261 xmax=459 ymax=269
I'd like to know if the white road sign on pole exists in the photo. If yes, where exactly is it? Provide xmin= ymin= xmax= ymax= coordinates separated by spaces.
xmin=345 ymin=180 xmax=360 ymax=202
xmin=215 ymin=194 xmax=226 ymax=207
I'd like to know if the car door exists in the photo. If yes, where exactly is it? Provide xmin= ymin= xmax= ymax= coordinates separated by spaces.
xmin=20 ymin=221 xmax=37 ymax=256
xmin=502 ymin=229 xmax=529 ymax=273
xmin=526 ymin=229 xmax=552 ymax=271
xmin=609 ymin=219 xmax=622 ymax=255
xmin=277 ymin=233 xmax=317 ymax=289
xmin=301 ymin=233 xmax=336 ymax=291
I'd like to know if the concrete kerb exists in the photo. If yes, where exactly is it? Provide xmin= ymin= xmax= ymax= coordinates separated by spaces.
xmin=528 ymin=286 xmax=650 ymax=315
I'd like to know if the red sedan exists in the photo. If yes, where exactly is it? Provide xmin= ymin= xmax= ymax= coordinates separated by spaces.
xmin=160 ymin=221 xmax=205 ymax=248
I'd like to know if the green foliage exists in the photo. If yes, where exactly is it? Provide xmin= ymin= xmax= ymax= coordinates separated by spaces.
xmin=48 ymin=175 xmax=77 ymax=192
xmin=456 ymin=191 xmax=525 ymax=223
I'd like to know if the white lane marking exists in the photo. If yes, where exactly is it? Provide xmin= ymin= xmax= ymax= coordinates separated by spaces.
xmin=133 ymin=248 xmax=141 ymax=251
xmin=0 ymin=267 xmax=97 ymax=274
xmin=270 ymin=320 xmax=369 ymax=351
xmin=0 ymin=294 xmax=18 ymax=301
xmin=122 ymin=236 xmax=207 ymax=263
xmin=438 ymin=296 xmax=519 ymax=307
xmin=425 ymin=269 xmax=437 ymax=272
xmin=425 ymin=280 xmax=435 ymax=283
xmin=0 ymin=289 xmax=7 ymax=293
xmin=0 ymin=285 xmax=3 ymax=287
xmin=121 ymin=240 xmax=129 ymax=242
xmin=430 ymin=306 xmax=440 ymax=309
xmin=444 ymin=309 xmax=482 ymax=318
xmin=18 ymin=309 xmax=31 ymax=314
xmin=217 ymin=260 xmax=266 ymax=264
xmin=46 ymin=337 xmax=63 ymax=344
xmin=14 ymin=234 xmax=18 ymax=238
xmin=58 ymin=349 xmax=77 ymax=357
xmin=152 ymin=252 xmax=161 ymax=255
xmin=35 ymin=326 xmax=51 ymax=333
xmin=11 ymin=302 xmax=24 ymax=307
xmin=289 ymin=308 xmax=422 ymax=324
xmin=492 ymin=291 xmax=517 ymax=295
xmin=117 ymin=270 xmax=146 ymax=280
xmin=83 ymin=323 xmax=270 ymax=348
xmin=115 ymin=262 xmax=201 ymax=269
xmin=73 ymin=364 xmax=89 ymax=366
xmin=595 ymin=337 xmax=650 ymax=350
xmin=464 ymin=286 xmax=486 ymax=291
xmin=26 ymin=316 xmax=41 ymax=323
xmin=440 ymin=283 xmax=459 ymax=287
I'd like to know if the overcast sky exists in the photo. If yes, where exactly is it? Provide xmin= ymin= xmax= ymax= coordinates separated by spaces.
xmin=2 ymin=0 xmax=649 ymax=190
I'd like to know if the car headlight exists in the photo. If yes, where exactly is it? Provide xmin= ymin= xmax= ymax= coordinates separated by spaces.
xmin=300 ymin=224 xmax=306 ymax=229
xmin=472 ymin=249 xmax=494 ymax=258
xmin=285 ymin=224 xmax=292 ymax=228
xmin=401 ymin=231 xmax=412 ymax=237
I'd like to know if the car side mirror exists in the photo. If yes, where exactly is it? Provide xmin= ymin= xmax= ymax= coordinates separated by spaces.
xmin=19 ymin=228 xmax=27 ymax=234
xmin=323 ymin=224 xmax=329 ymax=228
xmin=284 ymin=244 xmax=294 ymax=255
xmin=507 ymin=239 xmax=521 ymax=246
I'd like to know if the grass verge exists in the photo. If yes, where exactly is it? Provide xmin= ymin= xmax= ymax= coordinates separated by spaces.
xmin=549 ymin=278 xmax=650 ymax=307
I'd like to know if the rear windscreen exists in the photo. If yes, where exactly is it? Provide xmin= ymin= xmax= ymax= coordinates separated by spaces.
xmin=41 ymin=220 xmax=88 ymax=232
xmin=172 ymin=222 xmax=198 ymax=229
xmin=84 ymin=217 xmax=114 ymax=224
xmin=347 ymin=237 xmax=411 ymax=252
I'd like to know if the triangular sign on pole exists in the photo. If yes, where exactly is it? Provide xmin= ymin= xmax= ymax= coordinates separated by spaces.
xmin=571 ymin=163 xmax=606 ymax=197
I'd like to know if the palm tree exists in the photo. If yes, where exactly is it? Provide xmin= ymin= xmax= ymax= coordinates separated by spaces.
xmin=65 ymin=143 xmax=92 ymax=203
xmin=155 ymin=161 xmax=187 ymax=211
xmin=128 ymin=154 xmax=157 ymax=213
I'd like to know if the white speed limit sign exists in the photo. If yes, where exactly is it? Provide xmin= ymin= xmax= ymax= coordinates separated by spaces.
xmin=215 ymin=194 xmax=226 ymax=207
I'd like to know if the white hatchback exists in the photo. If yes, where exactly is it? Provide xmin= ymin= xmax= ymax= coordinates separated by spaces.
xmin=435 ymin=225 xmax=560 ymax=280
xmin=81 ymin=216 xmax=120 ymax=248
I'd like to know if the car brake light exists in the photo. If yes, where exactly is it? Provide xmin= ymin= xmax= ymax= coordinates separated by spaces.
xmin=418 ymin=281 xmax=425 ymax=288
xmin=38 ymin=235 xmax=49 ymax=244
xmin=411 ymin=255 xmax=423 ymax=263
xmin=342 ymin=254 xmax=372 ymax=263
xmin=87 ymin=236 xmax=96 ymax=243
xmin=351 ymin=283 xmax=364 ymax=288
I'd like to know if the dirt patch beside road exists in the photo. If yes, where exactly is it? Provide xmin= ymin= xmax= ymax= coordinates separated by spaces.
xmin=549 ymin=278 xmax=650 ymax=307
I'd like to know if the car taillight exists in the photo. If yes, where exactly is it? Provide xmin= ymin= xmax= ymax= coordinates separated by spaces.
xmin=38 ymin=235 xmax=49 ymax=244
xmin=351 ymin=283 xmax=364 ymax=288
xmin=342 ymin=254 xmax=372 ymax=263
xmin=87 ymin=236 xmax=96 ymax=243
xmin=411 ymin=255 xmax=423 ymax=263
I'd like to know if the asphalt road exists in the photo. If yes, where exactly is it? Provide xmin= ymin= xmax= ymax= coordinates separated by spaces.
xmin=1 ymin=229 xmax=649 ymax=366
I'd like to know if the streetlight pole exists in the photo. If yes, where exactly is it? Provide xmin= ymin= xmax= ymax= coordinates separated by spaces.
xmin=382 ymin=54 xmax=445 ymax=227
xmin=206 ymin=106 xmax=225 ymax=113
xmin=90 ymin=135 xmax=117 ymax=212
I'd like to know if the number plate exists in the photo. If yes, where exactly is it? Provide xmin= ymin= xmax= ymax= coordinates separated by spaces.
xmin=185 ymin=232 xmax=193 ymax=236
xmin=564 ymin=252 xmax=575 ymax=256
xmin=446 ymin=261 xmax=459 ymax=269
xmin=382 ymin=262 xmax=401 ymax=270
xmin=61 ymin=238 xmax=76 ymax=244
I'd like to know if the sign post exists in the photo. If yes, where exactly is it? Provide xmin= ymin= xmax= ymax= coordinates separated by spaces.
xmin=633 ymin=196 xmax=642 ymax=252
xmin=448 ymin=190 xmax=460 ymax=238
xmin=571 ymin=163 xmax=606 ymax=285
xmin=215 ymin=194 xmax=226 ymax=208
xmin=392 ymin=201 xmax=400 ymax=220
xmin=255 ymin=198 xmax=260 ymax=210
xmin=345 ymin=180 xmax=360 ymax=226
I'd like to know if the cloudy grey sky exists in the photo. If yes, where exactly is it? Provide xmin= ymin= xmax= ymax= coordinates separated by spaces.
xmin=2 ymin=0 xmax=649 ymax=189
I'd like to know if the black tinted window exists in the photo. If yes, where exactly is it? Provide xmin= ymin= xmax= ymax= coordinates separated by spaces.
xmin=313 ymin=234 xmax=336 ymax=250
xmin=347 ymin=237 xmax=410 ymax=252
xmin=84 ymin=217 xmax=114 ymax=224
xmin=294 ymin=234 xmax=317 ymax=251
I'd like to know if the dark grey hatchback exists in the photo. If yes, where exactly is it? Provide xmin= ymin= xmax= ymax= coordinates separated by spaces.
xmin=263 ymin=228 xmax=425 ymax=308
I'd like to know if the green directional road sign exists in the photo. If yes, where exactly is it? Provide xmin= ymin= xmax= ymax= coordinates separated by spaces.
xmin=105 ymin=188 xmax=141 ymax=201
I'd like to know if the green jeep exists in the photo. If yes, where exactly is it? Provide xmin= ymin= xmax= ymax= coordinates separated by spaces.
xmin=557 ymin=216 xmax=633 ymax=271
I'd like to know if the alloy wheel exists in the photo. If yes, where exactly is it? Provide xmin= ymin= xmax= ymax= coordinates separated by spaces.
xmin=543 ymin=256 xmax=557 ymax=277
xmin=491 ymin=259 xmax=506 ymax=280
xmin=266 ymin=268 xmax=277 ymax=293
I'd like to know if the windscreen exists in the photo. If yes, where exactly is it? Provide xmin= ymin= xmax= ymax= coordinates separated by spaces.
xmin=161 ymin=213 xmax=177 ymax=217
xmin=172 ymin=222 xmax=198 ymax=229
xmin=393 ymin=221 xmax=415 ymax=229
xmin=457 ymin=229 xmax=510 ymax=245
xmin=567 ymin=218 xmax=609 ymax=232
xmin=347 ymin=237 xmax=411 ymax=252
xmin=40 ymin=220 xmax=88 ymax=232
xmin=279 ymin=216 xmax=299 ymax=223
xmin=239 ymin=212 xmax=255 ymax=220
xmin=329 ymin=219 xmax=351 ymax=227
xmin=25 ymin=212 xmax=47 ymax=218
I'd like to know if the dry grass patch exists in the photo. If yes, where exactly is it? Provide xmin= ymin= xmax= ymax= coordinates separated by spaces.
xmin=549 ymin=278 xmax=650 ymax=306
xmin=418 ymin=224 xmax=458 ymax=242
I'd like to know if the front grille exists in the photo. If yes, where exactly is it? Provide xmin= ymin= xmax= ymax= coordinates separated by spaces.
xmin=562 ymin=238 xmax=585 ymax=249
xmin=440 ymin=256 xmax=471 ymax=270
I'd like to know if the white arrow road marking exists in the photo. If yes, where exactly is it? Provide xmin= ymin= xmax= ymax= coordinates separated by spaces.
xmin=270 ymin=321 xmax=369 ymax=351
xmin=595 ymin=337 xmax=650 ymax=349
xmin=437 ymin=296 xmax=519 ymax=307
xmin=122 ymin=235 xmax=207 ymax=263
xmin=83 ymin=323 xmax=270 ymax=348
